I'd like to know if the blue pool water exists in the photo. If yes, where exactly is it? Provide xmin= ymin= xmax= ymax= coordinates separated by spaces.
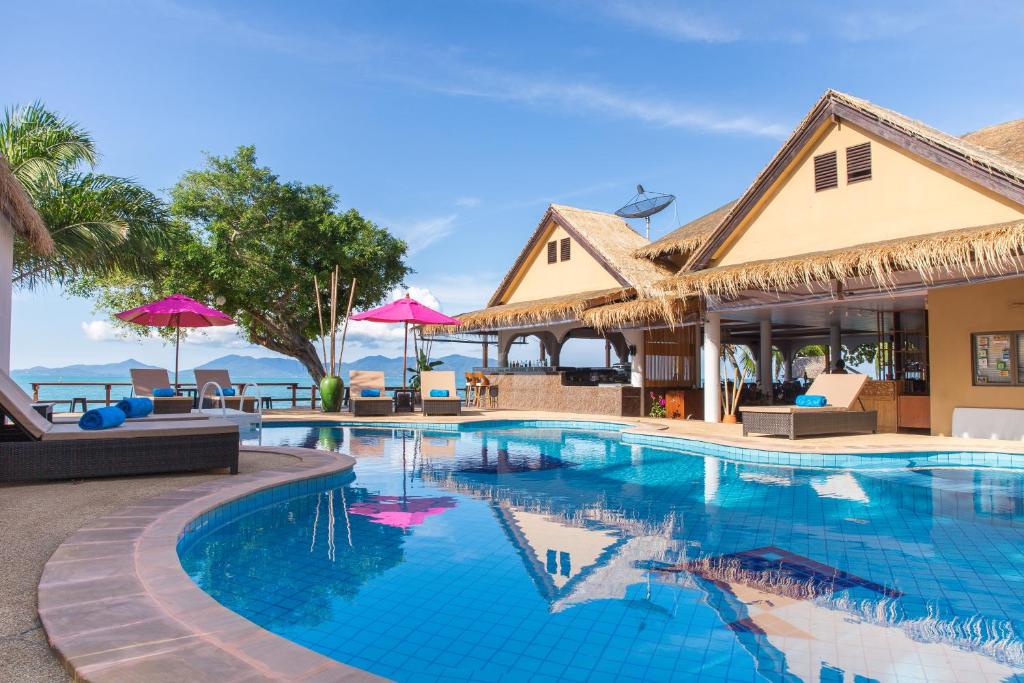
xmin=179 ymin=422 xmax=1024 ymax=682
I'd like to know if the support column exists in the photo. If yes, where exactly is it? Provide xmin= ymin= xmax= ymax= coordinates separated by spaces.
xmin=783 ymin=343 xmax=794 ymax=382
xmin=482 ymin=338 xmax=489 ymax=368
xmin=830 ymin=323 xmax=842 ymax=372
xmin=703 ymin=313 xmax=721 ymax=423
xmin=604 ymin=339 xmax=612 ymax=368
xmin=0 ymin=222 xmax=12 ymax=374
xmin=759 ymin=319 xmax=772 ymax=401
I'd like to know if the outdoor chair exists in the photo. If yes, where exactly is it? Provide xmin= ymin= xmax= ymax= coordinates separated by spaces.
xmin=349 ymin=371 xmax=394 ymax=417
xmin=130 ymin=368 xmax=194 ymax=414
xmin=740 ymin=373 xmax=877 ymax=439
xmin=421 ymin=371 xmax=462 ymax=416
xmin=0 ymin=370 xmax=238 ymax=482
xmin=193 ymin=369 xmax=258 ymax=413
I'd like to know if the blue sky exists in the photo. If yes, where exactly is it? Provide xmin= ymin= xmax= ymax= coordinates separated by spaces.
xmin=4 ymin=0 xmax=1023 ymax=370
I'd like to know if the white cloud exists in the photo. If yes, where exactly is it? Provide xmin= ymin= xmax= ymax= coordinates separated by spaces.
xmin=182 ymin=324 xmax=253 ymax=348
xmin=81 ymin=320 xmax=130 ymax=342
xmin=454 ymin=196 xmax=482 ymax=208
xmin=596 ymin=0 xmax=740 ymax=43
xmin=337 ymin=286 xmax=447 ymax=350
xmin=391 ymin=214 xmax=459 ymax=254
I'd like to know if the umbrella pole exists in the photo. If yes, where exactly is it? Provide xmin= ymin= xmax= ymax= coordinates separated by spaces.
xmin=403 ymin=321 xmax=408 ymax=389
xmin=174 ymin=324 xmax=180 ymax=390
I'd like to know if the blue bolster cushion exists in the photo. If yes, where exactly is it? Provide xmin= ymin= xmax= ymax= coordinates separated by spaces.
xmin=215 ymin=387 xmax=236 ymax=397
xmin=795 ymin=394 xmax=828 ymax=408
xmin=429 ymin=389 xmax=450 ymax=398
xmin=360 ymin=388 xmax=381 ymax=398
xmin=79 ymin=406 xmax=127 ymax=430
xmin=152 ymin=387 xmax=176 ymax=398
xmin=116 ymin=397 xmax=153 ymax=418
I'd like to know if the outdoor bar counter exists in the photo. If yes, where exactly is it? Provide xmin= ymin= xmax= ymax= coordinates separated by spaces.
xmin=482 ymin=367 xmax=642 ymax=417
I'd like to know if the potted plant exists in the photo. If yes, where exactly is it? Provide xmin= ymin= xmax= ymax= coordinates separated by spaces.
xmin=314 ymin=267 xmax=356 ymax=413
xmin=721 ymin=345 xmax=753 ymax=424
xmin=648 ymin=391 xmax=667 ymax=418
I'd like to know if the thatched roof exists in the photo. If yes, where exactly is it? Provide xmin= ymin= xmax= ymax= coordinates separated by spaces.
xmin=487 ymin=204 xmax=673 ymax=306
xmin=660 ymin=219 xmax=1024 ymax=301
xmin=963 ymin=119 xmax=1024 ymax=165
xmin=632 ymin=200 xmax=736 ymax=263
xmin=423 ymin=287 xmax=630 ymax=334
xmin=686 ymin=89 xmax=1024 ymax=270
xmin=0 ymin=156 xmax=51 ymax=253
xmin=581 ymin=296 xmax=697 ymax=332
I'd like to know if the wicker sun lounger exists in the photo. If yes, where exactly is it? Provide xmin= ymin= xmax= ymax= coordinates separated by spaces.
xmin=130 ymin=368 xmax=195 ymax=414
xmin=421 ymin=371 xmax=462 ymax=416
xmin=193 ymin=369 xmax=258 ymax=413
xmin=349 ymin=371 xmax=394 ymax=417
xmin=740 ymin=374 xmax=877 ymax=439
xmin=0 ymin=370 xmax=239 ymax=482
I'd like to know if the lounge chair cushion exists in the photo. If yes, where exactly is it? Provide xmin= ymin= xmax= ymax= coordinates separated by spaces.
xmin=79 ymin=407 xmax=127 ymax=430
xmin=41 ymin=417 xmax=238 ymax=441
xmin=153 ymin=387 xmax=176 ymax=397
xmin=429 ymin=389 xmax=450 ymax=398
xmin=360 ymin=388 xmax=382 ymax=398
xmin=795 ymin=394 xmax=827 ymax=407
xmin=116 ymin=397 xmax=153 ymax=418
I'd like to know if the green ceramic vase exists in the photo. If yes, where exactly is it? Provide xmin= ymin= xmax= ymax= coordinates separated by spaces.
xmin=319 ymin=375 xmax=343 ymax=413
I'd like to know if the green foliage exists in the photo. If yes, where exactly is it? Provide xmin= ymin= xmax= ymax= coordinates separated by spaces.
xmin=407 ymin=349 xmax=443 ymax=391
xmin=82 ymin=146 xmax=410 ymax=381
xmin=1 ymin=102 xmax=170 ymax=288
xmin=648 ymin=392 xmax=666 ymax=418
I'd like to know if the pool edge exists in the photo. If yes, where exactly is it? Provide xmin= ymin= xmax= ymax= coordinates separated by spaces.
xmin=37 ymin=445 xmax=388 ymax=683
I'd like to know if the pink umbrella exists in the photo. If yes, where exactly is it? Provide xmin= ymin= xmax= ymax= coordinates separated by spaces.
xmin=348 ymin=494 xmax=456 ymax=529
xmin=351 ymin=293 xmax=460 ymax=388
xmin=116 ymin=294 xmax=234 ymax=387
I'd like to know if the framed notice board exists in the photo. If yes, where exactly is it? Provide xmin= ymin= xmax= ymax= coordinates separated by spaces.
xmin=972 ymin=332 xmax=1019 ymax=385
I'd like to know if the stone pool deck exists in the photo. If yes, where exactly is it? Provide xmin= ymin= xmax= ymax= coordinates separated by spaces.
xmin=262 ymin=406 xmax=1024 ymax=456
xmin=33 ymin=446 xmax=382 ymax=683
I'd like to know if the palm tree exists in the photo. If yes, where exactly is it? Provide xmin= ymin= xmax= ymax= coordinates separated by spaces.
xmin=0 ymin=102 xmax=169 ymax=288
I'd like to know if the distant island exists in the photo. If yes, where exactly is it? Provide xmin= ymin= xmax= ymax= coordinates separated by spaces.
xmin=13 ymin=353 xmax=483 ymax=381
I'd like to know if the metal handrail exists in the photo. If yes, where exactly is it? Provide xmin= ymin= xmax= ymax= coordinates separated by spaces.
xmin=239 ymin=382 xmax=264 ymax=434
xmin=197 ymin=381 xmax=228 ymax=419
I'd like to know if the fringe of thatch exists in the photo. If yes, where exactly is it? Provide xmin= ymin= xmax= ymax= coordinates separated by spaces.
xmin=0 ymin=156 xmax=51 ymax=254
xmin=581 ymin=296 xmax=697 ymax=332
xmin=661 ymin=220 xmax=1024 ymax=301
xmin=632 ymin=200 xmax=737 ymax=262
xmin=422 ymin=287 xmax=630 ymax=334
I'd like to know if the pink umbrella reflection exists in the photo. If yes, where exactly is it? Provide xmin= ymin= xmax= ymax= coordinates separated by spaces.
xmin=349 ymin=494 xmax=456 ymax=529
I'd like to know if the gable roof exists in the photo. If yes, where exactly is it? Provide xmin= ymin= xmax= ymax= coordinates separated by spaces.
xmin=632 ymin=200 xmax=737 ymax=263
xmin=0 ymin=156 xmax=51 ymax=253
xmin=487 ymin=203 xmax=674 ymax=306
xmin=686 ymin=90 xmax=1024 ymax=270
xmin=963 ymin=119 xmax=1024 ymax=165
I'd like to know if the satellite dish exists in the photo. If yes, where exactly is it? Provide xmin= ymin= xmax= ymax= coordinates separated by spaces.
xmin=615 ymin=185 xmax=675 ymax=239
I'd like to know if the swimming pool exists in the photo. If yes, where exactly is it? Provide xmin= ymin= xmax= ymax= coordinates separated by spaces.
xmin=179 ymin=421 xmax=1024 ymax=682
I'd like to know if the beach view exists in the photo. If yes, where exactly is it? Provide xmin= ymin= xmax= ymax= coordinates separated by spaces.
xmin=3 ymin=2 xmax=1024 ymax=682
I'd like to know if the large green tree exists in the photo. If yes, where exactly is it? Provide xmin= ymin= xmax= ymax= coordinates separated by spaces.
xmin=83 ymin=146 xmax=410 ymax=381
xmin=0 ymin=102 xmax=169 ymax=288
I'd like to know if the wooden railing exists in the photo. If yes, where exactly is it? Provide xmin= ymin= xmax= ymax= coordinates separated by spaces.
xmin=29 ymin=381 xmax=327 ymax=410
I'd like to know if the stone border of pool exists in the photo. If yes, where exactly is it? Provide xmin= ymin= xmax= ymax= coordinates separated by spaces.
xmin=38 ymin=446 xmax=386 ymax=682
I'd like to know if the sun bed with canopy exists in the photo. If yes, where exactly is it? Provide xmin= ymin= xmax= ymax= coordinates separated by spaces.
xmin=0 ymin=370 xmax=238 ymax=482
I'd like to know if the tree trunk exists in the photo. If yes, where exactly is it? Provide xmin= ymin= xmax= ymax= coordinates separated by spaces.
xmin=247 ymin=314 xmax=326 ymax=383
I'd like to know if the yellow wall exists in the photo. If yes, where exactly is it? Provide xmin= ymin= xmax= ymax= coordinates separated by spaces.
xmin=714 ymin=121 xmax=1024 ymax=267
xmin=928 ymin=278 xmax=1024 ymax=435
xmin=502 ymin=222 xmax=621 ymax=304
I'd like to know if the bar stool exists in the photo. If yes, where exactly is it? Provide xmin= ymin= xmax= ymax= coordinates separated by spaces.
xmin=487 ymin=385 xmax=499 ymax=409
xmin=475 ymin=373 xmax=490 ymax=408
xmin=464 ymin=373 xmax=476 ymax=406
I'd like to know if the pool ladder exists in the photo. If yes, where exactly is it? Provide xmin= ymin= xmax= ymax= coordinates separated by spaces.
xmin=197 ymin=381 xmax=264 ymax=441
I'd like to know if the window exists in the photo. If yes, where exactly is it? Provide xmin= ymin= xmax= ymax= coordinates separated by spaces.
xmin=972 ymin=332 xmax=1024 ymax=385
xmin=547 ymin=240 xmax=557 ymax=264
xmin=560 ymin=237 xmax=571 ymax=261
xmin=846 ymin=142 xmax=872 ymax=183
xmin=814 ymin=151 xmax=838 ymax=191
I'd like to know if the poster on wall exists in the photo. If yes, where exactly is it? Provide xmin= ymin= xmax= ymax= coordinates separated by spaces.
xmin=974 ymin=333 xmax=1013 ymax=385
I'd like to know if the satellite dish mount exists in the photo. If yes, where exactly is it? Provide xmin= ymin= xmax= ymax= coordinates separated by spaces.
xmin=614 ymin=184 xmax=676 ymax=240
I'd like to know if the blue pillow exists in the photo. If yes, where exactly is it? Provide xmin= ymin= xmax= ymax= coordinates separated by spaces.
xmin=429 ymin=389 xmax=450 ymax=398
xmin=116 ymin=397 xmax=153 ymax=418
xmin=215 ymin=387 xmax=236 ymax=397
xmin=360 ymin=388 xmax=381 ymax=398
xmin=152 ymin=387 xmax=176 ymax=398
xmin=795 ymin=394 xmax=828 ymax=407
xmin=79 ymin=406 xmax=126 ymax=430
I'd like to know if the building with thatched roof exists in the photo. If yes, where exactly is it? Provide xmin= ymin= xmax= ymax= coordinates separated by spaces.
xmin=631 ymin=89 xmax=1024 ymax=437
xmin=0 ymin=156 xmax=51 ymax=372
